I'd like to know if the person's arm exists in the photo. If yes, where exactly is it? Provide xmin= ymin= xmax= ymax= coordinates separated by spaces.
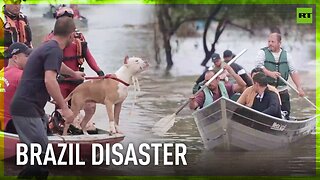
xmin=237 ymin=87 xmax=250 ymax=106
xmin=60 ymin=63 xmax=85 ymax=79
xmin=261 ymin=67 xmax=280 ymax=79
xmin=290 ymin=72 xmax=305 ymax=97
xmin=45 ymin=70 xmax=74 ymax=123
xmin=256 ymin=50 xmax=266 ymax=69
xmin=189 ymin=91 xmax=205 ymax=110
xmin=189 ymin=96 xmax=199 ymax=110
xmin=287 ymin=53 xmax=304 ymax=97
xmin=24 ymin=15 xmax=33 ymax=48
xmin=224 ymin=65 xmax=246 ymax=93
xmin=84 ymin=46 xmax=104 ymax=76
xmin=240 ymin=73 xmax=253 ymax=87
xmin=45 ymin=70 xmax=68 ymax=109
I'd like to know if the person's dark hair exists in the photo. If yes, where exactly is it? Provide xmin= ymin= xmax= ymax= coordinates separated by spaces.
xmin=253 ymin=72 xmax=268 ymax=87
xmin=53 ymin=16 xmax=75 ymax=37
xmin=251 ymin=67 xmax=263 ymax=76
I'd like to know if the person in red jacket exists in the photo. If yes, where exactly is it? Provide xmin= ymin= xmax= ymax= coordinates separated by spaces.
xmin=2 ymin=42 xmax=32 ymax=133
xmin=44 ymin=7 xmax=105 ymax=133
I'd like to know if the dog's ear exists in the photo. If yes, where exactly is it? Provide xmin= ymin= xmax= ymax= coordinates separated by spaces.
xmin=124 ymin=56 xmax=129 ymax=64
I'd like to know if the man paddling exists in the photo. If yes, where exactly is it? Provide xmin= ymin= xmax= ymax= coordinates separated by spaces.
xmin=256 ymin=32 xmax=305 ymax=119
xmin=189 ymin=65 xmax=246 ymax=110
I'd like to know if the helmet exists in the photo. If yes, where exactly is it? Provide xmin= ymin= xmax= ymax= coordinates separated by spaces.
xmin=54 ymin=7 xmax=74 ymax=19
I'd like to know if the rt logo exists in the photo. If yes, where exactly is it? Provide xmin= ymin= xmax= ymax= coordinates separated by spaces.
xmin=296 ymin=8 xmax=312 ymax=24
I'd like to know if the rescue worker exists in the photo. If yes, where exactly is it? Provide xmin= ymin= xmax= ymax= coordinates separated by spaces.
xmin=44 ymin=7 xmax=105 ymax=133
xmin=1 ymin=0 xmax=32 ymax=67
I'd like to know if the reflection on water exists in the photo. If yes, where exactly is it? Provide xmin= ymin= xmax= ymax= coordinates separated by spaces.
xmin=5 ymin=4 xmax=316 ymax=176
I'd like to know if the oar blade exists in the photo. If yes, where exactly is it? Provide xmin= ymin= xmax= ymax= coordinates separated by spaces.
xmin=152 ymin=114 xmax=176 ymax=136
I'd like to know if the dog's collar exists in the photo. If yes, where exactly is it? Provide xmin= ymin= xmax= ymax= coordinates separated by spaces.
xmin=104 ymin=74 xmax=130 ymax=87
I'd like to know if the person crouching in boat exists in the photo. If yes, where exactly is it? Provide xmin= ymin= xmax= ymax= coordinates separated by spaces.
xmin=237 ymin=67 xmax=282 ymax=108
xmin=247 ymin=72 xmax=282 ymax=118
xmin=189 ymin=65 xmax=246 ymax=110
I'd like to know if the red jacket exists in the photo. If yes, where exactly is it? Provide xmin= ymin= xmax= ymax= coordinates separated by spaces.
xmin=44 ymin=32 xmax=102 ymax=73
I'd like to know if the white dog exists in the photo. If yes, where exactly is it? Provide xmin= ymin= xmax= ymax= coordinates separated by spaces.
xmin=63 ymin=56 xmax=149 ymax=135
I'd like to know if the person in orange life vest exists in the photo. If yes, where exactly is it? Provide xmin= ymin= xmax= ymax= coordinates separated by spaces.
xmin=1 ymin=0 xmax=32 ymax=67
xmin=2 ymin=42 xmax=32 ymax=133
xmin=44 ymin=7 xmax=104 ymax=131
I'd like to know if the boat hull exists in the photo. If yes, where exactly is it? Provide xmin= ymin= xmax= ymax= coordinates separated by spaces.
xmin=1 ymin=129 xmax=124 ymax=160
xmin=193 ymin=97 xmax=317 ymax=151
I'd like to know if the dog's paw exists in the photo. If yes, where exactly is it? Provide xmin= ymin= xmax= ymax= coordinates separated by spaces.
xmin=110 ymin=128 xmax=117 ymax=134
xmin=109 ymin=122 xmax=117 ymax=134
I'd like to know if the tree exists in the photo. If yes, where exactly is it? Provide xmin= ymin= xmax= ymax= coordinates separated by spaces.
xmin=155 ymin=4 xmax=315 ymax=69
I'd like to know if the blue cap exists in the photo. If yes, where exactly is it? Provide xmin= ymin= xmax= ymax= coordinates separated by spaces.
xmin=4 ymin=42 xmax=32 ymax=59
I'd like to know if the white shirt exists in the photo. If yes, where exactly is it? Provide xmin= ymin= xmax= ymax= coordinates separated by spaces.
xmin=256 ymin=92 xmax=264 ymax=102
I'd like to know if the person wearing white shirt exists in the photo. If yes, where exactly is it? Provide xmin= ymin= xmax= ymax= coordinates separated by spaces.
xmin=256 ymin=32 xmax=305 ymax=119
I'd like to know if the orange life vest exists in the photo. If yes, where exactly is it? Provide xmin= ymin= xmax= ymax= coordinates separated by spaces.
xmin=63 ymin=31 xmax=87 ymax=66
xmin=3 ymin=12 xmax=32 ymax=49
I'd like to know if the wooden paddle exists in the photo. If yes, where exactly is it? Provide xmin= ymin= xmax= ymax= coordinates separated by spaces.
xmin=278 ymin=76 xmax=318 ymax=110
xmin=152 ymin=49 xmax=248 ymax=135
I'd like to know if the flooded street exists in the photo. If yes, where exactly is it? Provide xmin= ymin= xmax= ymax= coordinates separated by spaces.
xmin=4 ymin=4 xmax=317 ymax=176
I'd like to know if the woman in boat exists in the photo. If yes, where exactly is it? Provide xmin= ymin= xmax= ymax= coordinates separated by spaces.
xmin=189 ymin=65 xmax=246 ymax=110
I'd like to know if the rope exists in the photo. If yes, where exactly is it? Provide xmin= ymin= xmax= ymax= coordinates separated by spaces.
xmin=129 ymin=76 xmax=140 ymax=115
